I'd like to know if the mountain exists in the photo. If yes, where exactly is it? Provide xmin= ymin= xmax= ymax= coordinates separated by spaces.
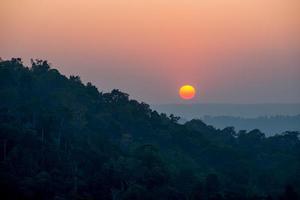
xmin=202 ymin=115 xmax=300 ymax=136
xmin=152 ymin=103 xmax=300 ymax=118
xmin=152 ymin=104 xmax=300 ymax=135
xmin=0 ymin=58 xmax=299 ymax=200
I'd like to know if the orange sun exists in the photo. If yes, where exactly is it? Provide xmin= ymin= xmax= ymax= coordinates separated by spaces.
xmin=179 ymin=85 xmax=196 ymax=100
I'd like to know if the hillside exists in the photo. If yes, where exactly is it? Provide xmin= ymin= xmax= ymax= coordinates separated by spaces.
xmin=0 ymin=58 xmax=299 ymax=200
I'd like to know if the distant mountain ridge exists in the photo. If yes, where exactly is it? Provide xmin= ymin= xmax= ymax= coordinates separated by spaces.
xmin=152 ymin=103 xmax=300 ymax=118
xmin=201 ymin=115 xmax=300 ymax=136
xmin=152 ymin=104 xmax=300 ymax=135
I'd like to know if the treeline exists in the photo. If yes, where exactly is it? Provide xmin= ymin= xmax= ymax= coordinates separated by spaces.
xmin=0 ymin=58 xmax=299 ymax=200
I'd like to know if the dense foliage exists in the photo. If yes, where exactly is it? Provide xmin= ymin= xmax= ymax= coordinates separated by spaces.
xmin=0 ymin=58 xmax=299 ymax=200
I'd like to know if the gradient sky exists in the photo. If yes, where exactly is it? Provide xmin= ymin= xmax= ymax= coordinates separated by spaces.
xmin=1 ymin=0 xmax=299 ymax=104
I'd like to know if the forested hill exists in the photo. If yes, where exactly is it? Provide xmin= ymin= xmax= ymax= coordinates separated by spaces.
xmin=0 ymin=58 xmax=299 ymax=200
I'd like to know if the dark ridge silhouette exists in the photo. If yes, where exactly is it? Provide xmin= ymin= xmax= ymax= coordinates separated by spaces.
xmin=0 ymin=58 xmax=299 ymax=200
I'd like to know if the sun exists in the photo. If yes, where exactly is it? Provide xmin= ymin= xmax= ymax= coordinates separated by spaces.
xmin=179 ymin=85 xmax=196 ymax=100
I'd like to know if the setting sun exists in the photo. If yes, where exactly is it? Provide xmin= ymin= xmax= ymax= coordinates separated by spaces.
xmin=179 ymin=85 xmax=196 ymax=100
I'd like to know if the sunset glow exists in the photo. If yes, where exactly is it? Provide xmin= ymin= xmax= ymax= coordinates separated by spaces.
xmin=0 ymin=0 xmax=299 ymax=103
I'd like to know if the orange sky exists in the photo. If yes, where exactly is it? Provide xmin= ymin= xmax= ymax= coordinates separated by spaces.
xmin=1 ymin=0 xmax=299 ymax=103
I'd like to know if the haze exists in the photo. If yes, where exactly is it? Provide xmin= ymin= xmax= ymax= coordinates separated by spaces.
xmin=1 ymin=0 xmax=299 ymax=104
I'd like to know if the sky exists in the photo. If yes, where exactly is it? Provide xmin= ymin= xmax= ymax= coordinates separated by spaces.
xmin=1 ymin=0 xmax=299 ymax=104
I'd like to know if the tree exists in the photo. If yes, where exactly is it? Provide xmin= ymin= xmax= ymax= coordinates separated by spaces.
xmin=205 ymin=174 xmax=221 ymax=198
